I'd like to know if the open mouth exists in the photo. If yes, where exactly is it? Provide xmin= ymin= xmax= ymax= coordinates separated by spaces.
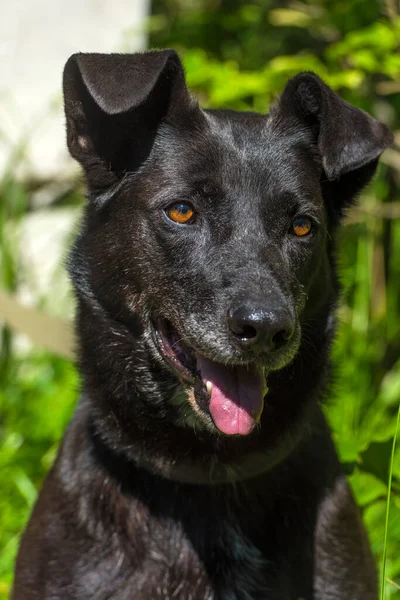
xmin=155 ymin=320 xmax=268 ymax=437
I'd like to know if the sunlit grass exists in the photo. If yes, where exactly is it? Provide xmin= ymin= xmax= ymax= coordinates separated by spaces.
xmin=381 ymin=401 xmax=400 ymax=600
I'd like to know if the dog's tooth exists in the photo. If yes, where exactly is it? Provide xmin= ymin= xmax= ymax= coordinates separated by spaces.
xmin=206 ymin=381 xmax=213 ymax=397
xmin=263 ymin=368 xmax=269 ymax=395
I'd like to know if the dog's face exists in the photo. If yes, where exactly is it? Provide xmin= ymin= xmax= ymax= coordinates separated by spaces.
xmin=64 ymin=51 xmax=392 ymax=443
xmin=118 ymin=116 xmax=326 ymax=437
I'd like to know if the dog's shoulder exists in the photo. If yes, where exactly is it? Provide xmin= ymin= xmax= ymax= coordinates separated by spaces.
xmin=314 ymin=475 xmax=378 ymax=600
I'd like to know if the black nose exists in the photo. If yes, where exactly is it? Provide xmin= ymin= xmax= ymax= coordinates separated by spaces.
xmin=227 ymin=303 xmax=295 ymax=352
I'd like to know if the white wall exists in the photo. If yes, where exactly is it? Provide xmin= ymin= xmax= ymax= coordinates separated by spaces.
xmin=0 ymin=0 xmax=150 ymax=182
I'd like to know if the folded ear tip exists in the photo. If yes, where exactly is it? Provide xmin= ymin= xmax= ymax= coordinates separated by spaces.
xmin=381 ymin=125 xmax=394 ymax=147
xmin=62 ymin=49 xmax=182 ymax=83
xmin=63 ymin=54 xmax=83 ymax=108
xmin=276 ymin=70 xmax=395 ymax=183
xmin=63 ymin=53 xmax=94 ymax=99
xmin=62 ymin=50 xmax=186 ymax=117
xmin=63 ymin=53 xmax=83 ymax=79
xmin=324 ymin=123 xmax=394 ymax=181
xmin=64 ymin=52 xmax=80 ymax=68
xmin=366 ymin=116 xmax=394 ymax=154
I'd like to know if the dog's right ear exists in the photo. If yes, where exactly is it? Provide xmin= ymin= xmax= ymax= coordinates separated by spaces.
xmin=270 ymin=73 xmax=393 ymax=221
xmin=63 ymin=50 xmax=191 ymax=191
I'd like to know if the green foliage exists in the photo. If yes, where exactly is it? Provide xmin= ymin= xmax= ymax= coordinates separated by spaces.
xmin=1 ymin=0 xmax=400 ymax=597
xmin=0 ymin=353 xmax=77 ymax=596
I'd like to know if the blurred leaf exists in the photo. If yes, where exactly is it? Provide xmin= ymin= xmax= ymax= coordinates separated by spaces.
xmin=13 ymin=471 xmax=37 ymax=507
xmin=269 ymin=9 xmax=313 ymax=28
xmin=350 ymin=470 xmax=387 ymax=506
xmin=359 ymin=440 xmax=395 ymax=487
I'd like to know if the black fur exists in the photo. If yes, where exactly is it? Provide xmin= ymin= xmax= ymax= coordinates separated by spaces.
xmin=13 ymin=50 xmax=393 ymax=599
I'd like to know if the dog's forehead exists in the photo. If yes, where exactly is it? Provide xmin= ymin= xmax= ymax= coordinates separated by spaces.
xmin=203 ymin=110 xmax=271 ymax=155
xmin=153 ymin=108 xmax=321 ymax=201
xmin=150 ymin=110 xmax=320 ymax=209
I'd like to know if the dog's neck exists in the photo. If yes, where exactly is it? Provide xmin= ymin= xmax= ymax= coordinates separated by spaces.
xmin=75 ymin=294 xmax=335 ymax=485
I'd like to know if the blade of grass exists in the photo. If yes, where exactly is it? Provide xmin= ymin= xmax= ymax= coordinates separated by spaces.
xmin=385 ymin=577 xmax=400 ymax=591
xmin=380 ymin=401 xmax=400 ymax=600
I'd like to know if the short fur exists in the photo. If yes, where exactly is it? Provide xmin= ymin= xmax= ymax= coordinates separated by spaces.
xmin=13 ymin=50 xmax=393 ymax=599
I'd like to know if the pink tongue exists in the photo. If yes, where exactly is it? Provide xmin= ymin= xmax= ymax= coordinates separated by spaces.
xmin=196 ymin=356 xmax=265 ymax=436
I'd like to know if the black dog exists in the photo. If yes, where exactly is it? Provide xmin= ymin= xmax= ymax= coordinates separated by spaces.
xmin=13 ymin=50 xmax=392 ymax=599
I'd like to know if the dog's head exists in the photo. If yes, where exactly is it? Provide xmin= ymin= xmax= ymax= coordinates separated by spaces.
xmin=63 ymin=51 xmax=392 ymax=448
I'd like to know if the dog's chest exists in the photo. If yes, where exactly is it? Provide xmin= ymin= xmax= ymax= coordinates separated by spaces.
xmin=142 ymin=517 xmax=283 ymax=600
xmin=212 ymin=523 xmax=272 ymax=599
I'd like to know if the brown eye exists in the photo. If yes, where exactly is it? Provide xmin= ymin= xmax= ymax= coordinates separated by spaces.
xmin=292 ymin=217 xmax=312 ymax=237
xmin=166 ymin=203 xmax=195 ymax=224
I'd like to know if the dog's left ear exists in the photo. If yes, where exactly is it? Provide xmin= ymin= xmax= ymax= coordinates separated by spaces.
xmin=63 ymin=50 xmax=192 ymax=191
xmin=271 ymin=73 xmax=393 ymax=215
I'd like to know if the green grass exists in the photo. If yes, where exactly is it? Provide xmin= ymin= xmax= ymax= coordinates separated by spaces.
xmin=381 ymin=402 xmax=400 ymax=600
xmin=0 ymin=353 xmax=78 ymax=596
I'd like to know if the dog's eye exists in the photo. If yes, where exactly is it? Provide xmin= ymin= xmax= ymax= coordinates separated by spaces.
xmin=166 ymin=203 xmax=195 ymax=224
xmin=291 ymin=217 xmax=312 ymax=237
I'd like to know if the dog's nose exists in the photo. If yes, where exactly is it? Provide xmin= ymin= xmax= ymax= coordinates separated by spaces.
xmin=227 ymin=303 xmax=295 ymax=352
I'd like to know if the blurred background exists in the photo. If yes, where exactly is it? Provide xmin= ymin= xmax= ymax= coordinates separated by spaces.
xmin=1 ymin=0 xmax=400 ymax=597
